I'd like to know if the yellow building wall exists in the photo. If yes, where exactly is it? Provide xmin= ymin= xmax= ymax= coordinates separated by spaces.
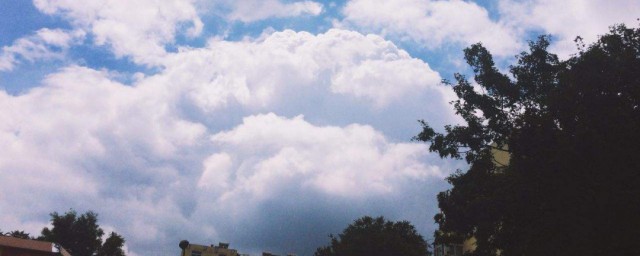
xmin=183 ymin=243 xmax=239 ymax=256
xmin=491 ymin=144 xmax=510 ymax=168
xmin=463 ymin=237 xmax=476 ymax=253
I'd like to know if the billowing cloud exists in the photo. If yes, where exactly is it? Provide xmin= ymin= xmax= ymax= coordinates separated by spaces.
xmin=7 ymin=1 xmax=633 ymax=255
xmin=192 ymin=113 xmax=453 ymax=254
xmin=205 ymin=113 xmax=445 ymax=198
xmin=498 ymin=0 xmax=640 ymax=58
xmin=158 ymin=29 xmax=443 ymax=109
xmin=341 ymin=0 xmax=638 ymax=60
xmin=0 ymin=68 xmax=453 ymax=254
xmin=0 ymin=26 xmax=456 ymax=255
xmin=0 ymin=28 xmax=85 ymax=71
xmin=28 ymin=0 xmax=327 ymax=65
xmin=226 ymin=0 xmax=323 ymax=22
xmin=33 ymin=0 xmax=203 ymax=65
xmin=0 ymin=66 xmax=207 ymax=255
xmin=341 ymin=0 xmax=522 ymax=56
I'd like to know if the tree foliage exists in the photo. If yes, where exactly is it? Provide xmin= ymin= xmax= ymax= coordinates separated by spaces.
xmin=314 ymin=216 xmax=430 ymax=256
xmin=97 ymin=232 xmax=126 ymax=256
xmin=0 ymin=230 xmax=33 ymax=239
xmin=416 ymin=24 xmax=640 ymax=255
xmin=39 ymin=210 xmax=126 ymax=256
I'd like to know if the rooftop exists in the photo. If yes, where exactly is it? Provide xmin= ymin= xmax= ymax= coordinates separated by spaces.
xmin=0 ymin=236 xmax=53 ymax=252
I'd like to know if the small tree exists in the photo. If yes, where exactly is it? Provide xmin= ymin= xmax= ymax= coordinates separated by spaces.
xmin=314 ymin=216 xmax=430 ymax=256
xmin=97 ymin=232 xmax=126 ymax=256
xmin=39 ymin=210 xmax=126 ymax=256
xmin=1 ymin=230 xmax=33 ymax=239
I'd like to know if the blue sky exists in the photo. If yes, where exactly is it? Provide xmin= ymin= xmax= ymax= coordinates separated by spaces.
xmin=1 ymin=1 xmax=638 ymax=255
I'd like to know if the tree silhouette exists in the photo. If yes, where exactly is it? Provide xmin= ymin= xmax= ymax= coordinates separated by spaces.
xmin=39 ymin=210 xmax=126 ymax=256
xmin=416 ymin=23 xmax=640 ymax=255
xmin=1 ymin=230 xmax=32 ymax=239
xmin=97 ymin=232 xmax=126 ymax=256
xmin=314 ymin=216 xmax=430 ymax=256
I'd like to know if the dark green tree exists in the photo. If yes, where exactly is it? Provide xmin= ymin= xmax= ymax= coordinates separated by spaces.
xmin=314 ymin=216 xmax=430 ymax=256
xmin=97 ymin=232 xmax=126 ymax=256
xmin=39 ymin=210 xmax=126 ymax=256
xmin=415 ymin=23 xmax=640 ymax=256
xmin=1 ymin=230 xmax=32 ymax=239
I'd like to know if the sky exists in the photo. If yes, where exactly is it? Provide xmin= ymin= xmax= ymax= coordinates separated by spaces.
xmin=0 ymin=0 xmax=638 ymax=255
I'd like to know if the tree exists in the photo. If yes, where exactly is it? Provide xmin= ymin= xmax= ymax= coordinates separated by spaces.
xmin=1 ymin=230 xmax=33 ymax=239
xmin=314 ymin=216 xmax=430 ymax=256
xmin=415 ymin=23 xmax=640 ymax=256
xmin=39 ymin=210 xmax=126 ymax=256
xmin=97 ymin=232 xmax=126 ymax=256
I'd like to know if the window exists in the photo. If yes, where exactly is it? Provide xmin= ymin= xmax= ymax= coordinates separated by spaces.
xmin=434 ymin=243 xmax=463 ymax=256
xmin=191 ymin=251 xmax=202 ymax=256
xmin=435 ymin=244 xmax=445 ymax=256
xmin=453 ymin=245 xmax=463 ymax=256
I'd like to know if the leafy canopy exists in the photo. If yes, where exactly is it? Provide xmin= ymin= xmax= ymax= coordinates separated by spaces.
xmin=416 ymin=23 xmax=640 ymax=256
xmin=314 ymin=216 xmax=430 ymax=256
xmin=0 ymin=230 xmax=33 ymax=239
xmin=39 ymin=210 xmax=126 ymax=256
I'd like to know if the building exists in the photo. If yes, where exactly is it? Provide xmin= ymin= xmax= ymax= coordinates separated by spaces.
xmin=490 ymin=143 xmax=510 ymax=168
xmin=0 ymin=236 xmax=72 ymax=256
xmin=434 ymin=243 xmax=462 ymax=256
xmin=178 ymin=241 xmax=296 ymax=256
xmin=261 ymin=253 xmax=296 ymax=256
xmin=433 ymin=237 xmax=476 ymax=256
xmin=179 ymin=241 xmax=242 ymax=256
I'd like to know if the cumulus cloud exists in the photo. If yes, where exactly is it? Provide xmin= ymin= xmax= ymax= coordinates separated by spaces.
xmin=2 ymin=1 xmax=638 ymax=255
xmin=0 ymin=27 xmax=457 ymax=255
xmin=341 ymin=0 xmax=638 ymax=59
xmin=205 ymin=113 xmax=445 ymax=198
xmin=341 ymin=0 xmax=522 ymax=56
xmin=0 ymin=66 xmax=204 ymax=218
xmin=226 ymin=0 xmax=323 ymax=22
xmin=192 ymin=113 xmax=453 ymax=254
xmin=33 ymin=0 xmax=203 ymax=65
xmin=0 ymin=2 xmax=469 ymax=255
xmin=0 ymin=66 xmax=207 ymax=251
xmin=0 ymin=70 xmax=452 ymax=254
xmin=29 ymin=0 xmax=326 ymax=65
xmin=498 ymin=0 xmax=640 ymax=58
xmin=158 ymin=29 xmax=443 ymax=109
xmin=0 ymin=28 xmax=84 ymax=71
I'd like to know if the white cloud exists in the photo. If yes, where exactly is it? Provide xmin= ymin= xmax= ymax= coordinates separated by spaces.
xmin=0 ymin=28 xmax=84 ymax=71
xmin=0 ymin=65 xmax=211 ymax=253
xmin=2 ymin=1 xmax=637 ymax=255
xmin=33 ymin=0 xmax=203 ymax=65
xmin=0 ymin=65 xmax=206 ymax=206
xmin=227 ymin=0 xmax=323 ymax=22
xmin=158 ymin=29 xmax=442 ymax=109
xmin=498 ymin=0 xmax=640 ymax=58
xmin=205 ymin=113 xmax=445 ymax=200
xmin=342 ymin=0 xmax=522 ymax=56
xmin=0 ymin=23 xmax=459 ymax=252
xmin=341 ymin=0 xmax=638 ymax=61
xmin=0 ymin=12 xmax=458 ymax=254
xmin=198 ymin=153 xmax=234 ymax=191
xmin=0 ymin=66 xmax=452 ymax=254
xmin=192 ymin=113 xmax=454 ymax=254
